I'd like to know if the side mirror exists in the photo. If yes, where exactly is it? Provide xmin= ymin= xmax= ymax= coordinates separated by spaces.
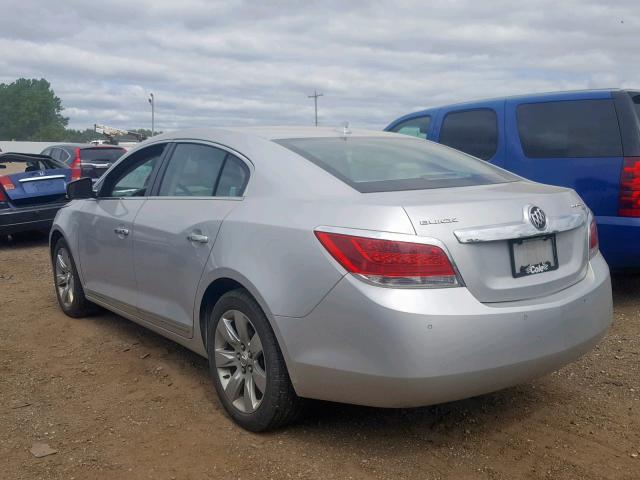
xmin=66 ymin=177 xmax=95 ymax=200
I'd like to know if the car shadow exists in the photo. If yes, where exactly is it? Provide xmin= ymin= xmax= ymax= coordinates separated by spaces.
xmin=611 ymin=272 xmax=640 ymax=307
xmin=0 ymin=230 xmax=49 ymax=249
xmin=87 ymin=305 xmax=553 ymax=441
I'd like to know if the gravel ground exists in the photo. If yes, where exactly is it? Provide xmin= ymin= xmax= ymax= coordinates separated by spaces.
xmin=1 ymin=233 xmax=639 ymax=479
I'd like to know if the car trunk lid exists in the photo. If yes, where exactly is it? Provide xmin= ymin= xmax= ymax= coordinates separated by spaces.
xmin=1 ymin=167 xmax=70 ymax=203
xmin=368 ymin=181 xmax=589 ymax=303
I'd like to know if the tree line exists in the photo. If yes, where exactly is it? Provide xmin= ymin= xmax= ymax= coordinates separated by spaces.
xmin=0 ymin=78 xmax=157 ymax=142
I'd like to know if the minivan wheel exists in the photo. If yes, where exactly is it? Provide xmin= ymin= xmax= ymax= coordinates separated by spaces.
xmin=207 ymin=288 xmax=303 ymax=432
xmin=53 ymin=238 xmax=97 ymax=318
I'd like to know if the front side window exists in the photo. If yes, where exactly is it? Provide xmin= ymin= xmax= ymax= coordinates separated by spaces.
xmin=439 ymin=109 xmax=498 ymax=161
xmin=389 ymin=116 xmax=431 ymax=139
xmin=276 ymin=137 xmax=517 ymax=193
xmin=517 ymin=99 xmax=622 ymax=158
xmin=102 ymin=144 xmax=166 ymax=197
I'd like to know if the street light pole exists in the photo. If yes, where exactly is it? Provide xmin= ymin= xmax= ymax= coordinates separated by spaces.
xmin=307 ymin=90 xmax=323 ymax=126
xmin=148 ymin=93 xmax=155 ymax=136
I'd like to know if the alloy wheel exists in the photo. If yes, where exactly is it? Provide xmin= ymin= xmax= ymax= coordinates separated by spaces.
xmin=55 ymin=247 xmax=75 ymax=308
xmin=214 ymin=309 xmax=267 ymax=413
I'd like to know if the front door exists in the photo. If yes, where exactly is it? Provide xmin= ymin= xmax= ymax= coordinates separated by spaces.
xmin=77 ymin=143 xmax=167 ymax=311
xmin=133 ymin=142 xmax=250 ymax=337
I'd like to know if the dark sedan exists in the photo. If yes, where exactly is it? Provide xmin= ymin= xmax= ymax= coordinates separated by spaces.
xmin=41 ymin=144 xmax=126 ymax=182
xmin=0 ymin=152 xmax=72 ymax=236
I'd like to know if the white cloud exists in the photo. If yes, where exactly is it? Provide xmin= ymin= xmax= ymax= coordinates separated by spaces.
xmin=0 ymin=0 xmax=638 ymax=131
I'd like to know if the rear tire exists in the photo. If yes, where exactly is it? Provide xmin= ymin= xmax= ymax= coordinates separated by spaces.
xmin=207 ymin=288 xmax=303 ymax=432
xmin=52 ymin=238 xmax=97 ymax=318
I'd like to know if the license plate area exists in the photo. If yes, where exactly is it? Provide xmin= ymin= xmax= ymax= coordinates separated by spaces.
xmin=509 ymin=234 xmax=558 ymax=278
xmin=23 ymin=180 xmax=65 ymax=194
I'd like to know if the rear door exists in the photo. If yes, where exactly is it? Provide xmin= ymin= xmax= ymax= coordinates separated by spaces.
xmin=432 ymin=100 xmax=507 ymax=167
xmin=132 ymin=142 xmax=250 ymax=337
xmin=504 ymin=94 xmax=623 ymax=217
xmin=77 ymin=143 xmax=167 ymax=310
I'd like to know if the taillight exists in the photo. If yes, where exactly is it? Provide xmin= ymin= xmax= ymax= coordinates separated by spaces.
xmin=71 ymin=148 xmax=82 ymax=181
xmin=315 ymin=230 xmax=461 ymax=288
xmin=0 ymin=175 xmax=15 ymax=191
xmin=619 ymin=156 xmax=640 ymax=217
xmin=588 ymin=216 xmax=599 ymax=259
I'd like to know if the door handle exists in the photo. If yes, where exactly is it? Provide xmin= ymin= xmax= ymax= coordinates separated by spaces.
xmin=187 ymin=233 xmax=209 ymax=244
xmin=114 ymin=227 xmax=130 ymax=236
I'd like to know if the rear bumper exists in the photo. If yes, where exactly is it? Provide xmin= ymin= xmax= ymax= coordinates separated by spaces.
xmin=0 ymin=203 xmax=66 ymax=235
xmin=275 ymin=254 xmax=612 ymax=408
xmin=597 ymin=215 xmax=640 ymax=270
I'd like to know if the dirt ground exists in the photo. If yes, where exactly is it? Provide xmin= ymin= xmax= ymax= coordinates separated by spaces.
xmin=1 ymin=233 xmax=639 ymax=480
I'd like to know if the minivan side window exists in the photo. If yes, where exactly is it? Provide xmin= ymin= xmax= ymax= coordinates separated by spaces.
xmin=517 ymin=99 xmax=622 ymax=158
xmin=439 ymin=109 xmax=498 ymax=161
xmin=389 ymin=116 xmax=431 ymax=139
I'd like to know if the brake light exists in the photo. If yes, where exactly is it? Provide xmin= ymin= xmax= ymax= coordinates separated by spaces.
xmin=0 ymin=175 xmax=15 ymax=191
xmin=0 ymin=185 xmax=6 ymax=203
xmin=315 ymin=230 xmax=460 ymax=287
xmin=619 ymin=157 xmax=640 ymax=217
xmin=71 ymin=148 xmax=82 ymax=181
xmin=588 ymin=217 xmax=599 ymax=259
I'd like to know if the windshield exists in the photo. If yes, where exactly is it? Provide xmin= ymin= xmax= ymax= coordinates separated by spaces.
xmin=275 ymin=136 xmax=517 ymax=193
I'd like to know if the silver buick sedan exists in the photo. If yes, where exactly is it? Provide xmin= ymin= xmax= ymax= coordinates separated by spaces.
xmin=50 ymin=127 xmax=612 ymax=431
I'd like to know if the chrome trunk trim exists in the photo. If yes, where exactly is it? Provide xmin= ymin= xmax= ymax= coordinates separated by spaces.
xmin=454 ymin=208 xmax=587 ymax=244
xmin=18 ymin=174 xmax=66 ymax=183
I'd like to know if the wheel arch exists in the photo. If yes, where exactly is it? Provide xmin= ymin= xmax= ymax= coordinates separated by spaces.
xmin=49 ymin=228 xmax=66 ymax=260
xmin=197 ymin=270 xmax=291 ymax=364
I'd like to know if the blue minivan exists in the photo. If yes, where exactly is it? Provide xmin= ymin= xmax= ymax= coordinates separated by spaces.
xmin=385 ymin=89 xmax=640 ymax=271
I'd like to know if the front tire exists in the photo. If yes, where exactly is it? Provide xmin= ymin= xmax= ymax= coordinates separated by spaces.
xmin=207 ymin=288 xmax=302 ymax=432
xmin=52 ymin=238 xmax=96 ymax=318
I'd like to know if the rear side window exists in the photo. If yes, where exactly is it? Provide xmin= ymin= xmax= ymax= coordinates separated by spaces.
xmin=628 ymin=92 xmax=640 ymax=122
xmin=216 ymin=156 xmax=249 ymax=197
xmin=389 ymin=116 xmax=431 ymax=139
xmin=439 ymin=109 xmax=498 ymax=160
xmin=275 ymin=137 xmax=517 ymax=193
xmin=159 ymin=144 xmax=226 ymax=196
xmin=517 ymin=99 xmax=622 ymax=158
xmin=158 ymin=143 xmax=249 ymax=197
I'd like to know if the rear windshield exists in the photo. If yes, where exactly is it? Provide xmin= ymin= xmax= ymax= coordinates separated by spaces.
xmin=0 ymin=155 xmax=61 ymax=173
xmin=275 ymin=137 xmax=517 ymax=193
xmin=81 ymin=148 xmax=125 ymax=162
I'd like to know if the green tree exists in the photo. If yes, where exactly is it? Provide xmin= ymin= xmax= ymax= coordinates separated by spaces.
xmin=0 ymin=78 xmax=68 ymax=141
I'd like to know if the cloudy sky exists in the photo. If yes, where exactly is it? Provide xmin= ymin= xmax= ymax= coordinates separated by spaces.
xmin=0 ymin=0 xmax=638 ymax=131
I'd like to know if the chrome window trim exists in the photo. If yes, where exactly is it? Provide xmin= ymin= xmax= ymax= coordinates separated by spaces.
xmin=454 ymin=206 xmax=587 ymax=244
xmin=314 ymin=225 xmax=465 ymax=288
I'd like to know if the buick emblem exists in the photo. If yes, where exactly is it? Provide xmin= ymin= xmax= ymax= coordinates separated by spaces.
xmin=528 ymin=206 xmax=547 ymax=230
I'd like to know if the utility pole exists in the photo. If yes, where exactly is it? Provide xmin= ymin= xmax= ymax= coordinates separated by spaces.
xmin=148 ymin=93 xmax=155 ymax=136
xmin=307 ymin=90 xmax=323 ymax=126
